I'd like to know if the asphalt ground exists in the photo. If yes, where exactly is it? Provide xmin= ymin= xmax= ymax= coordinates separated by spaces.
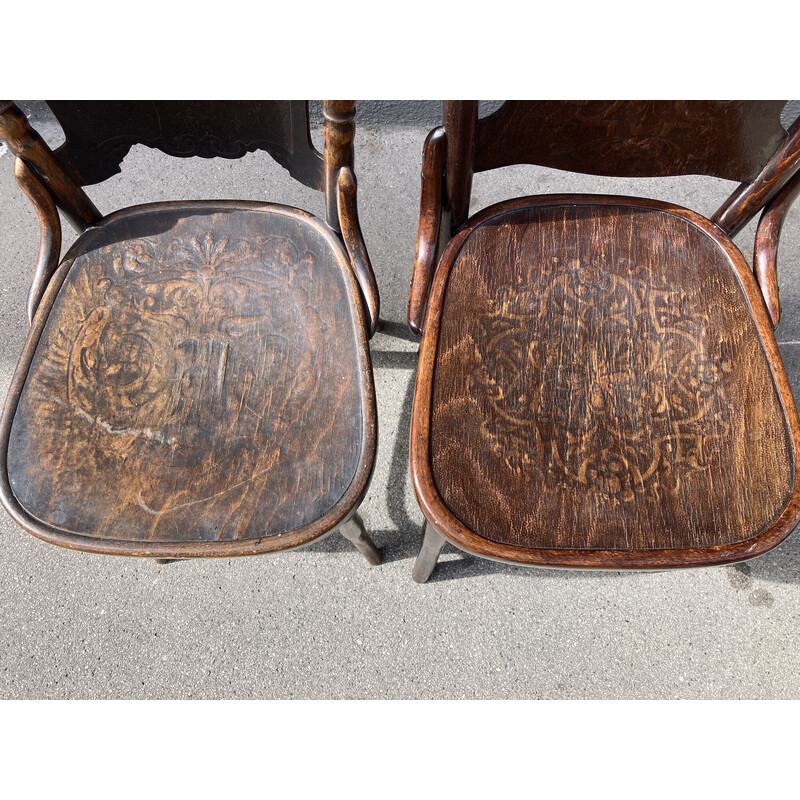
xmin=1 ymin=104 xmax=800 ymax=699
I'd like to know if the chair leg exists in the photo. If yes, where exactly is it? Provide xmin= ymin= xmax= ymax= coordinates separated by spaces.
xmin=339 ymin=513 xmax=382 ymax=566
xmin=412 ymin=520 xmax=446 ymax=583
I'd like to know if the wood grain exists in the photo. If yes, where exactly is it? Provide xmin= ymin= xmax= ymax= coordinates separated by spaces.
xmin=2 ymin=202 xmax=376 ymax=557
xmin=411 ymin=196 xmax=800 ymax=569
xmin=473 ymin=101 xmax=789 ymax=183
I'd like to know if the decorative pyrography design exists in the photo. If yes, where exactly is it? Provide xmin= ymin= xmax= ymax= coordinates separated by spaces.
xmin=55 ymin=233 xmax=323 ymax=464
xmin=471 ymin=256 xmax=734 ymax=502
xmin=11 ymin=218 xmax=360 ymax=542
xmin=552 ymin=101 xmax=718 ymax=163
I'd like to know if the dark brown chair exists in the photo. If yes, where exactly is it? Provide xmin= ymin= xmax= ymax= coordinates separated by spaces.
xmin=408 ymin=100 xmax=800 ymax=582
xmin=0 ymin=100 xmax=381 ymax=565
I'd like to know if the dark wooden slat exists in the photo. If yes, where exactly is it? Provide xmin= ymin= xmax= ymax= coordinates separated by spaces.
xmin=474 ymin=101 xmax=789 ymax=183
xmin=46 ymin=101 xmax=325 ymax=191
xmin=445 ymin=101 xmax=478 ymax=230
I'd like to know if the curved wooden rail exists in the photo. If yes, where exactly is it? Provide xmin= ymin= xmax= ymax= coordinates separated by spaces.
xmin=14 ymin=158 xmax=62 ymax=324
xmin=0 ymin=101 xmax=101 ymax=231
xmin=753 ymin=170 xmax=800 ymax=327
xmin=713 ymin=115 xmax=800 ymax=238
xmin=323 ymin=101 xmax=355 ymax=233
xmin=337 ymin=166 xmax=379 ymax=337
xmin=408 ymin=127 xmax=446 ymax=335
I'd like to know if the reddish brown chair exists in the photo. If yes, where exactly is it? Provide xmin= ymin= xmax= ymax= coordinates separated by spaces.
xmin=409 ymin=101 xmax=800 ymax=582
xmin=0 ymin=100 xmax=381 ymax=565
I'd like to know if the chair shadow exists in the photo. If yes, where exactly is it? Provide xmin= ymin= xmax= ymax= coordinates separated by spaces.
xmin=738 ymin=342 xmax=800 ymax=586
xmin=311 ymin=316 xmax=800 ymax=586
xmin=374 ymin=319 xmax=418 ymax=343
xmin=733 ymin=532 xmax=800 ymax=587
xmin=305 ymin=318 xmax=422 ymax=564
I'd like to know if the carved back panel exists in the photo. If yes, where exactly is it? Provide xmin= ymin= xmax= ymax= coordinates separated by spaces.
xmin=46 ymin=101 xmax=324 ymax=190
xmin=471 ymin=101 xmax=789 ymax=183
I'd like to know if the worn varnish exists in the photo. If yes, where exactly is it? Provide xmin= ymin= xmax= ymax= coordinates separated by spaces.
xmin=474 ymin=101 xmax=788 ymax=183
xmin=428 ymin=198 xmax=795 ymax=553
xmin=409 ymin=101 xmax=800 ymax=580
xmin=5 ymin=203 xmax=370 ymax=555
xmin=0 ymin=100 xmax=381 ymax=563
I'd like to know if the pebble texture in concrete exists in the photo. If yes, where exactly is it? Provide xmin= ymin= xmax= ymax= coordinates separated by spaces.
xmin=1 ymin=104 xmax=799 ymax=699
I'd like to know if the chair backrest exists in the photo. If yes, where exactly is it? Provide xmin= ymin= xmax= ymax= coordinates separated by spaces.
xmin=0 ymin=100 xmax=356 ymax=232
xmin=46 ymin=100 xmax=323 ymax=190
xmin=445 ymin=101 xmax=800 ymax=234
xmin=0 ymin=100 xmax=378 ymax=330
xmin=473 ymin=100 xmax=787 ymax=181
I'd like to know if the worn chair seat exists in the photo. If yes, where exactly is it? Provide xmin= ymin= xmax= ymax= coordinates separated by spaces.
xmin=1 ymin=201 xmax=376 ymax=557
xmin=412 ymin=195 xmax=800 ymax=569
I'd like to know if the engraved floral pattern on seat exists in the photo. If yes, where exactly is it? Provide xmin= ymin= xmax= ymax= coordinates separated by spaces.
xmin=10 ymin=216 xmax=361 ymax=542
xmin=471 ymin=256 xmax=734 ymax=503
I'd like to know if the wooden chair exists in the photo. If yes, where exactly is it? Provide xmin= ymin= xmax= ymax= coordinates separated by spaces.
xmin=0 ymin=100 xmax=381 ymax=565
xmin=408 ymin=101 xmax=800 ymax=582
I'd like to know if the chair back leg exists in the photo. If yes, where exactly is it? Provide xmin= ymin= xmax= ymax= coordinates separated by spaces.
xmin=339 ymin=513 xmax=382 ymax=566
xmin=412 ymin=520 xmax=447 ymax=583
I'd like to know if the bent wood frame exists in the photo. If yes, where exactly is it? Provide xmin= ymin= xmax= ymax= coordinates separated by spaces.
xmin=0 ymin=101 xmax=379 ymax=339
xmin=410 ymin=194 xmax=800 ymax=571
xmin=0 ymin=201 xmax=378 ymax=559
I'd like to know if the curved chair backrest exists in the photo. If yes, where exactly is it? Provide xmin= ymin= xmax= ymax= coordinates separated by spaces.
xmin=474 ymin=101 xmax=787 ymax=181
xmin=46 ymin=101 xmax=324 ymax=190
xmin=445 ymin=101 xmax=800 ymax=235
xmin=0 ymin=100 xmax=357 ymax=233
xmin=0 ymin=99 xmax=378 ymax=332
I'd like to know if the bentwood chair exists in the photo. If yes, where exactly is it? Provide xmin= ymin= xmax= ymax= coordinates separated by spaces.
xmin=409 ymin=100 xmax=800 ymax=582
xmin=0 ymin=100 xmax=381 ymax=565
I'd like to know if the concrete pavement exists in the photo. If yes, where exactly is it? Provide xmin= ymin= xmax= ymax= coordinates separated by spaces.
xmin=1 ymin=103 xmax=799 ymax=698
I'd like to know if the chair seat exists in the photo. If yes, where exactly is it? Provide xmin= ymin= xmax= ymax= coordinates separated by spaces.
xmin=1 ymin=201 xmax=375 ymax=557
xmin=413 ymin=195 xmax=800 ymax=568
